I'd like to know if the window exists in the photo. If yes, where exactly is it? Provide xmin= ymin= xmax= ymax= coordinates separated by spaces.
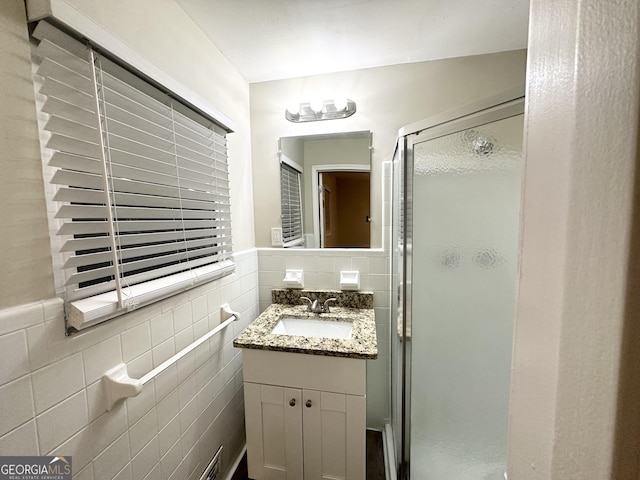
xmin=31 ymin=21 xmax=234 ymax=330
xmin=279 ymin=162 xmax=304 ymax=246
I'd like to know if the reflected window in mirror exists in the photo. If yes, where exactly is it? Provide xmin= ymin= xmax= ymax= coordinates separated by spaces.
xmin=280 ymin=161 xmax=304 ymax=247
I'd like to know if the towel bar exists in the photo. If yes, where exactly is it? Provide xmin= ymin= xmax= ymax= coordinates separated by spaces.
xmin=102 ymin=303 xmax=240 ymax=411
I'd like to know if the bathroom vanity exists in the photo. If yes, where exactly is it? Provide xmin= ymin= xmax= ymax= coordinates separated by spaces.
xmin=233 ymin=291 xmax=377 ymax=480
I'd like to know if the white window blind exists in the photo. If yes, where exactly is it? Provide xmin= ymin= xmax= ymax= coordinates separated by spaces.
xmin=31 ymin=21 xmax=234 ymax=330
xmin=280 ymin=162 xmax=304 ymax=246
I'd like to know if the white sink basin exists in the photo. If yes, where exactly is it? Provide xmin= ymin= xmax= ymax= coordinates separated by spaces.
xmin=271 ymin=316 xmax=353 ymax=340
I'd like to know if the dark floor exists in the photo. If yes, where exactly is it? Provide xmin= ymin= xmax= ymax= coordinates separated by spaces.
xmin=366 ymin=429 xmax=386 ymax=480
xmin=232 ymin=429 xmax=386 ymax=480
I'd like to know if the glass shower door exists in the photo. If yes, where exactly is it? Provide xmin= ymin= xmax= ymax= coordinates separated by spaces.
xmin=404 ymin=112 xmax=524 ymax=479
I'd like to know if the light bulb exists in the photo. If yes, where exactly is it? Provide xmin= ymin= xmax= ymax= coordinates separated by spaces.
xmin=333 ymin=97 xmax=348 ymax=111
xmin=286 ymin=101 xmax=300 ymax=115
xmin=310 ymin=100 xmax=324 ymax=113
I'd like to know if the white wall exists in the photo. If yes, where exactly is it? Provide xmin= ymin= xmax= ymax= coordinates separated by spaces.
xmin=508 ymin=0 xmax=640 ymax=478
xmin=250 ymin=49 xmax=528 ymax=248
xmin=0 ymin=0 xmax=55 ymax=308
xmin=0 ymin=1 xmax=258 ymax=479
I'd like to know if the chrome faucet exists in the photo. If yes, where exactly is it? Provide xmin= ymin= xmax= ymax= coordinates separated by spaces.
xmin=300 ymin=296 xmax=337 ymax=313
xmin=300 ymin=296 xmax=319 ymax=312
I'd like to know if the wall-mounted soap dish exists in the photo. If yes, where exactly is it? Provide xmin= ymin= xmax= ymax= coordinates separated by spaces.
xmin=283 ymin=269 xmax=304 ymax=289
xmin=340 ymin=271 xmax=360 ymax=291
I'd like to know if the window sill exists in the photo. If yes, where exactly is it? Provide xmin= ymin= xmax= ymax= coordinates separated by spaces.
xmin=66 ymin=260 xmax=235 ymax=331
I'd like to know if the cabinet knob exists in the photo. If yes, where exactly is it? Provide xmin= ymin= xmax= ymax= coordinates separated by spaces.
xmin=289 ymin=398 xmax=296 ymax=407
xmin=306 ymin=400 xmax=313 ymax=408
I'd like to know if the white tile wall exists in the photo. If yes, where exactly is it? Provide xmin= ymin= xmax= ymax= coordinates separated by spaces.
xmin=36 ymin=391 xmax=88 ymax=454
xmin=0 ymin=249 xmax=259 ymax=480
xmin=31 ymin=354 xmax=84 ymax=414
xmin=0 ymin=420 xmax=38 ymax=456
xmin=0 ymin=330 xmax=30 ymax=385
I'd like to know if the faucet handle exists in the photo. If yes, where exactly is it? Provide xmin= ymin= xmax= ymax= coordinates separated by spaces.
xmin=300 ymin=296 xmax=313 ymax=312
xmin=322 ymin=298 xmax=337 ymax=313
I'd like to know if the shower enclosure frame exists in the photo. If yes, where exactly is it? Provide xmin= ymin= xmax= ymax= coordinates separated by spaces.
xmin=391 ymin=86 xmax=525 ymax=480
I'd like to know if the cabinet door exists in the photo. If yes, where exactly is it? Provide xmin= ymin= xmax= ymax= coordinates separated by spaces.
xmin=244 ymin=382 xmax=303 ymax=480
xmin=302 ymin=390 xmax=366 ymax=480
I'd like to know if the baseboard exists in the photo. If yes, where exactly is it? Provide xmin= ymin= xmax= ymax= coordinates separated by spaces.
xmin=223 ymin=444 xmax=247 ymax=480
xmin=383 ymin=423 xmax=397 ymax=480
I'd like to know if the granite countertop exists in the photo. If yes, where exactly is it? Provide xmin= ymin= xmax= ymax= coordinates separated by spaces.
xmin=233 ymin=303 xmax=378 ymax=359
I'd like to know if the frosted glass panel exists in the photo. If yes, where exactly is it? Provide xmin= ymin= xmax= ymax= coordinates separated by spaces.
xmin=409 ymin=114 xmax=523 ymax=479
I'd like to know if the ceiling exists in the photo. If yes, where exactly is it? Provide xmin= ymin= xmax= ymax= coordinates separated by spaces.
xmin=175 ymin=0 xmax=530 ymax=84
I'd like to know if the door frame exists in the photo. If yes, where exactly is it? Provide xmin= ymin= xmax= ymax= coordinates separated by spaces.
xmin=311 ymin=164 xmax=371 ymax=248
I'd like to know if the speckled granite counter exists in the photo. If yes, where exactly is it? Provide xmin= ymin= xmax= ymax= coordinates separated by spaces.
xmin=233 ymin=303 xmax=378 ymax=359
xmin=271 ymin=289 xmax=374 ymax=309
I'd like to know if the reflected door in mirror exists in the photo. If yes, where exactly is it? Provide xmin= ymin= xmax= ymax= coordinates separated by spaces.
xmin=320 ymin=171 xmax=370 ymax=248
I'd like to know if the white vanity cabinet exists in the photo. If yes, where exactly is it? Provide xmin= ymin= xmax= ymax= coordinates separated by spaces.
xmin=242 ymin=349 xmax=366 ymax=480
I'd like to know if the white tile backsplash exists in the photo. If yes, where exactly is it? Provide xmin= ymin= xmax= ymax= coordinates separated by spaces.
xmin=176 ymin=352 xmax=196 ymax=385
xmin=50 ymin=426 xmax=93 ymax=472
xmin=26 ymin=323 xmax=49 ymax=371
xmin=131 ymin=436 xmax=160 ymax=480
xmin=112 ymin=465 xmax=131 ymax=480
xmin=156 ymin=389 xmax=180 ymax=428
xmin=128 ymin=351 xmax=154 ymax=380
xmin=158 ymin=414 xmax=180 ymax=457
xmin=167 ymin=461 xmax=185 ymax=480
xmin=89 ymin=402 xmax=128 ymax=456
xmin=172 ymin=303 xmax=192 ymax=333
xmin=174 ymin=326 xmax=194 ymax=352
xmin=86 ymin=381 xmax=106 ymax=422
xmin=92 ymin=433 xmax=131 ymax=480
xmin=83 ymin=336 xmax=123 ymax=385
xmin=74 ymin=465 xmax=95 ymax=480
xmin=150 ymin=312 xmax=174 ymax=347
xmin=179 ymin=397 xmax=199 ymax=435
xmin=160 ymin=438 xmax=182 ymax=480
xmin=0 ymin=420 xmax=39 ymax=456
xmin=0 ymin=376 xmax=35 ymax=437
xmin=31 ymin=353 xmax=85 ymax=414
xmin=152 ymin=338 xmax=176 ymax=368
xmin=121 ymin=322 xmax=151 ymax=363
xmin=154 ymin=365 xmax=178 ymax=403
xmin=0 ymin=300 xmax=45 ymax=336
xmin=178 ymin=374 xmax=197 ymax=410
xmin=190 ymin=295 xmax=208 ymax=323
xmin=129 ymin=409 xmax=158 ymax=456
xmin=36 ymin=390 xmax=88 ymax=453
xmin=0 ymin=330 xmax=30 ymax=385
xmin=126 ymin=380 xmax=156 ymax=426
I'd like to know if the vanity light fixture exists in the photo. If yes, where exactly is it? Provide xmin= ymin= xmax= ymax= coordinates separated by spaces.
xmin=285 ymin=98 xmax=356 ymax=123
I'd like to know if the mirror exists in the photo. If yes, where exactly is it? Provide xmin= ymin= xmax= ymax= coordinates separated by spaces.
xmin=279 ymin=131 xmax=372 ymax=248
